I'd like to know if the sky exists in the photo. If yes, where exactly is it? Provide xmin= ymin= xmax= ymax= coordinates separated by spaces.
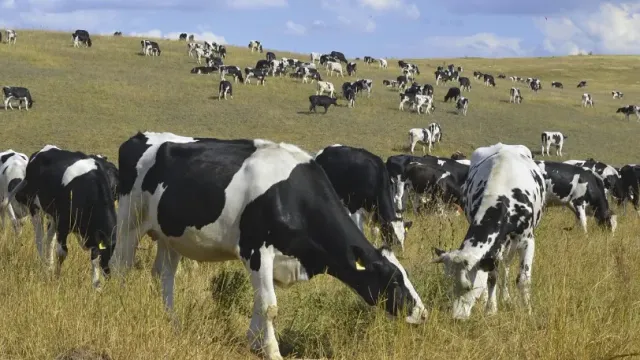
xmin=1 ymin=0 xmax=639 ymax=58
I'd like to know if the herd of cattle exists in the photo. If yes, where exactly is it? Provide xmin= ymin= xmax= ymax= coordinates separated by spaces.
xmin=2 ymin=29 xmax=640 ymax=360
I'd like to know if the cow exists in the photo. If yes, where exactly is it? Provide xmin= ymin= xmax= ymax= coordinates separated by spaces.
xmin=459 ymin=77 xmax=471 ymax=91
xmin=473 ymin=71 xmax=484 ymax=80
xmin=187 ymin=42 xmax=202 ymax=58
xmin=432 ymin=142 xmax=545 ymax=320
xmin=266 ymin=51 xmax=276 ymax=62
xmin=563 ymin=159 xmax=622 ymax=199
xmin=497 ymin=74 xmax=506 ymax=79
xmin=616 ymin=105 xmax=640 ymax=120
xmin=310 ymin=52 xmax=321 ymax=63
xmin=220 ymin=65 xmax=244 ymax=83
xmin=109 ymin=132 xmax=428 ymax=360
xmin=408 ymin=128 xmax=434 ymax=155
xmin=326 ymin=62 xmax=344 ymax=77
xmin=316 ymin=81 xmax=335 ymax=97
xmin=207 ymin=57 xmax=224 ymax=68
xmin=551 ymin=81 xmax=563 ymax=89
xmin=3 ymin=86 xmax=34 ymax=111
xmin=218 ymin=80 xmax=233 ymax=100
xmin=456 ymin=97 xmax=469 ymax=116
xmin=383 ymin=80 xmax=398 ymax=88
xmin=483 ymin=74 xmax=496 ymax=87
xmin=0 ymin=150 xmax=29 ymax=234
xmin=444 ymin=87 xmax=461 ymax=102
xmin=142 ymin=40 xmax=161 ymax=56
xmin=188 ymin=34 xmax=195 ymax=41
xmin=191 ymin=66 xmax=217 ymax=75
xmin=248 ymin=40 xmax=263 ymax=53
xmin=353 ymin=79 xmax=373 ymax=98
xmin=5 ymin=29 xmax=16 ymax=45
xmin=577 ymin=81 xmax=587 ymax=88
xmin=402 ymin=162 xmax=464 ymax=214
xmin=301 ymin=68 xmax=322 ymax=84
xmin=379 ymin=58 xmax=388 ymax=68
xmin=244 ymin=68 xmax=267 ymax=85
xmin=613 ymin=165 xmax=640 ymax=213
xmin=427 ymin=123 xmax=442 ymax=144
xmin=330 ymin=51 xmax=348 ymax=64
xmin=344 ymin=87 xmax=356 ymax=108
xmin=346 ymin=62 xmax=357 ymax=76
xmin=581 ymin=93 xmax=594 ymax=107
xmin=396 ymin=75 xmax=409 ymax=90
xmin=72 ymin=30 xmax=92 ymax=48
xmin=1 ymin=146 xmax=117 ymax=289
xmin=114 ymin=31 xmax=122 ymax=36
xmin=309 ymin=95 xmax=338 ymax=113
xmin=363 ymin=56 xmax=375 ymax=65
xmin=179 ymin=33 xmax=188 ymax=41
xmin=541 ymin=131 xmax=567 ymax=156
xmin=314 ymin=145 xmax=413 ymax=249
xmin=399 ymin=94 xmax=434 ymax=115
xmin=536 ymin=160 xmax=616 ymax=233
xmin=509 ymin=87 xmax=523 ymax=104
xmin=529 ymin=79 xmax=541 ymax=92
xmin=612 ymin=91 xmax=624 ymax=99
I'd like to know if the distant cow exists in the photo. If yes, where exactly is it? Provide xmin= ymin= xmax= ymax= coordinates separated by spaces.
xmin=191 ymin=66 xmax=217 ymax=75
xmin=383 ymin=79 xmax=398 ymax=88
xmin=330 ymin=51 xmax=348 ymax=64
xmin=3 ymin=86 xmax=34 ymax=110
xmin=346 ymin=62 xmax=357 ymax=76
xmin=218 ymin=80 xmax=233 ymax=100
xmin=310 ymin=52 xmax=321 ymax=63
xmin=113 ymin=31 xmax=122 ymax=36
xmin=5 ymin=30 xmax=16 ymax=45
xmin=577 ymin=81 xmax=587 ymax=88
xmin=220 ymin=65 xmax=244 ymax=83
xmin=326 ymin=62 xmax=344 ymax=77
xmin=459 ymin=77 xmax=471 ymax=91
xmin=483 ymin=74 xmax=496 ymax=87
xmin=581 ymin=93 xmax=594 ymax=107
xmin=379 ymin=58 xmax=388 ymax=68
xmin=551 ymin=81 xmax=563 ymax=89
xmin=188 ymin=34 xmax=195 ymax=41
xmin=456 ymin=97 xmax=469 ymax=116
xmin=248 ymin=40 xmax=263 ymax=53
xmin=72 ymin=29 xmax=92 ymax=48
xmin=509 ymin=87 xmax=523 ymax=104
xmin=541 ymin=131 xmax=567 ymax=156
xmin=179 ymin=33 xmax=187 ymax=41
xmin=616 ymin=105 xmax=640 ymax=120
xmin=612 ymin=91 xmax=624 ymax=99
xmin=309 ymin=95 xmax=338 ymax=113
xmin=444 ymin=87 xmax=461 ymax=102
xmin=142 ymin=40 xmax=161 ymax=56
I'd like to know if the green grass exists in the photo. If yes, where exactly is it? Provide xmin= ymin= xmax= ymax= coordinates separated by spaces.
xmin=0 ymin=30 xmax=639 ymax=360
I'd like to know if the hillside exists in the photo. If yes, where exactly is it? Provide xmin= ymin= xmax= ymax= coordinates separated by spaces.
xmin=0 ymin=30 xmax=638 ymax=360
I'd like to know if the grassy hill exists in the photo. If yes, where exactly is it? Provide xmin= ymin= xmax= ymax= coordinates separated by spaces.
xmin=0 ymin=30 xmax=639 ymax=360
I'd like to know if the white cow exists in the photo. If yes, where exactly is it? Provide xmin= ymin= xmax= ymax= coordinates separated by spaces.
xmin=581 ymin=93 xmax=594 ymax=107
xmin=0 ymin=150 xmax=29 ymax=234
xmin=6 ymin=30 xmax=16 ymax=45
xmin=310 ymin=52 xmax=321 ymax=63
xmin=379 ymin=58 xmax=388 ymax=68
xmin=408 ymin=128 xmax=434 ymax=155
xmin=316 ymin=81 xmax=335 ymax=97
xmin=541 ymin=131 xmax=567 ymax=157
xmin=509 ymin=87 xmax=523 ymax=104
xmin=326 ymin=61 xmax=344 ymax=77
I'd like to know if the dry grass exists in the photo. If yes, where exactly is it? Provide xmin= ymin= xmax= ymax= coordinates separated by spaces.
xmin=0 ymin=30 xmax=639 ymax=360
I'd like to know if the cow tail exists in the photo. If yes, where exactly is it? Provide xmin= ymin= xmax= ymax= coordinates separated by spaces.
xmin=1 ymin=178 xmax=27 ymax=210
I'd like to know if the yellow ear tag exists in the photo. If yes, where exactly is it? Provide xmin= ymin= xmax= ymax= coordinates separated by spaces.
xmin=355 ymin=259 xmax=366 ymax=271
xmin=405 ymin=227 xmax=409 ymax=232
xmin=98 ymin=242 xmax=106 ymax=250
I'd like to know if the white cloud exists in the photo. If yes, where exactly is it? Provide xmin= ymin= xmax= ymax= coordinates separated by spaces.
xmin=17 ymin=10 xmax=119 ymax=31
xmin=312 ymin=19 xmax=326 ymax=27
xmin=225 ymin=0 xmax=287 ymax=8
xmin=535 ymin=2 xmax=640 ymax=55
xmin=1 ymin=0 xmax=15 ymax=9
xmin=425 ymin=32 xmax=527 ymax=57
xmin=129 ymin=29 xmax=227 ymax=44
xmin=285 ymin=20 xmax=306 ymax=35
xmin=357 ymin=0 xmax=420 ymax=19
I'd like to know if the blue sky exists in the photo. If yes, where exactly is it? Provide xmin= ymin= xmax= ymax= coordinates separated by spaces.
xmin=1 ymin=0 xmax=639 ymax=58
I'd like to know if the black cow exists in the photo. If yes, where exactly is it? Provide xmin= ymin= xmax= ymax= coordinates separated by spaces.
xmin=255 ymin=59 xmax=270 ymax=71
xmin=577 ymin=80 xmax=587 ymax=88
xmin=330 ymin=51 xmax=348 ymax=63
xmin=615 ymin=165 xmax=640 ymax=213
xmin=3 ymin=86 xmax=34 ymax=110
xmin=1 ymin=146 xmax=117 ymax=289
xmin=309 ymin=95 xmax=338 ymax=113
xmin=179 ymin=33 xmax=187 ymax=41
xmin=191 ymin=66 xmax=218 ymax=75
xmin=444 ymin=87 xmax=461 ymax=102
xmin=72 ymin=29 xmax=92 ymax=48
xmin=551 ymin=81 xmax=563 ymax=89
xmin=110 ymin=132 xmax=428 ymax=360
xmin=402 ymin=162 xmax=463 ymax=213
xmin=114 ymin=31 xmax=122 ymax=36
xmin=346 ymin=62 xmax=357 ymax=76
xmin=483 ymin=74 xmax=496 ymax=87
xmin=314 ymin=145 xmax=413 ymax=249
xmin=218 ymin=80 xmax=233 ymax=100
xmin=459 ymin=77 xmax=471 ymax=91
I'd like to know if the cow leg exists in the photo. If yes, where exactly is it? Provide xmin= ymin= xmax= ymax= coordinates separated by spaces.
xmin=573 ymin=202 xmax=588 ymax=233
xmin=31 ymin=211 xmax=47 ymax=261
xmin=245 ymin=245 xmax=282 ymax=360
xmin=516 ymin=235 xmax=535 ymax=314
xmin=152 ymin=238 xmax=182 ymax=311
xmin=6 ymin=203 xmax=21 ymax=235
xmin=52 ymin=220 xmax=70 ymax=278
xmin=485 ymin=268 xmax=499 ymax=315
xmin=112 ymin=194 xmax=143 ymax=271
xmin=90 ymin=247 xmax=104 ymax=289
xmin=500 ymin=237 xmax=519 ymax=305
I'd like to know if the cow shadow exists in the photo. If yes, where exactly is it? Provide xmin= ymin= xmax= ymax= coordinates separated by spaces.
xmin=446 ymin=110 xmax=459 ymax=115
xmin=277 ymin=328 xmax=334 ymax=359
xmin=135 ymin=52 xmax=147 ymax=56
xmin=296 ymin=111 xmax=314 ymax=115
xmin=391 ymin=145 xmax=410 ymax=152
xmin=499 ymin=99 xmax=510 ymax=104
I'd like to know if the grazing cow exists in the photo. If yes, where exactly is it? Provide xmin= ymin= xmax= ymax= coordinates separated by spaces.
xmin=330 ymin=51 xmax=348 ymax=64
xmin=72 ymin=30 xmax=92 ymax=48
xmin=110 ymin=132 xmax=428 ymax=360
xmin=509 ymin=87 xmax=523 ymax=104
xmin=529 ymin=79 xmax=541 ymax=92
xmin=363 ymin=56 xmax=375 ymax=65
xmin=399 ymin=93 xmax=434 ymax=114
xmin=326 ymin=61 xmax=344 ymax=77
xmin=396 ymin=75 xmax=409 ymax=90
xmin=0 ymin=150 xmax=29 ymax=234
xmin=577 ymin=81 xmax=587 ymax=88
xmin=408 ymin=128 xmax=434 ymax=155
xmin=432 ymin=143 xmax=545 ymax=319
xmin=316 ymin=81 xmax=335 ymax=97
xmin=218 ymin=80 xmax=233 ymax=100
xmin=314 ymin=145 xmax=413 ymax=249
xmin=1 ymin=146 xmax=117 ymax=289
xmin=3 ymin=86 xmax=34 ymax=110
xmin=459 ymin=77 xmax=471 ymax=91
xmin=427 ymin=122 xmax=442 ymax=144
xmin=483 ymin=74 xmax=496 ymax=87
xmin=612 ymin=91 xmax=624 ymax=99
xmin=581 ymin=93 xmax=594 ymax=107
xmin=383 ymin=79 xmax=398 ymax=88
xmin=377 ymin=58 xmax=388 ymax=68
xmin=536 ymin=161 xmax=616 ymax=233
xmin=194 ymin=47 xmax=211 ymax=64
xmin=541 ymin=131 xmax=567 ymax=156
xmin=563 ymin=159 xmax=622 ymax=199
xmin=266 ymin=52 xmax=276 ymax=62
xmin=248 ymin=40 xmax=263 ymax=53
xmin=616 ymin=105 xmax=640 ymax=120
xmin=402 ymin=162 xmax=464 ymax=214
xmin=188 ymin=34 xmax=195 ymax=41
xmin=444 ymin=87 xmax=461 ymax=102
xmin=245 ymin=69 xmax=267 ymax=85
xmin=113 ymin=31 xmax=122 ymax=36
xmin=143 ymin=40 xmax=161 ymax=56
xmin=344 ymin=87 xmax=356 ymax=108
xmin=220 ymin=66 xmax=244 ymax=83
xmin=301 ymin=68 xmax=322 ymax=83
xmin=551 ymin=81 xmax=563 ymax=89
xmin=456 ymin=97 xmax=469 ymax=116
xmin=309 ymin=95 xmax=338 ymax=113
xmin=353 ymin=79 xmax=373 ymax=98
xmin=191 ymin=66 xmax=218 ymax=75
xmin=310 ymin=52 xmax=321 ymax=63
xmin=497 ymin=74 xmax=506 ymax=79
xmin=613 ymin=165 xmax=640 ymax=213
xmin=473 ymin=71 xmax=484 ymax=80
xmin=346 ymin=62 xmax=357 ymax=76
xmin=6 ymin=29 xmax=16 ymax=44
xmin=179 ymin=33 xmax=187 ymax=41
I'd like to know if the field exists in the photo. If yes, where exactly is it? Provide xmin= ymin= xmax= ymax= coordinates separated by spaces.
xmin=1 ymin=30 xmax=639 ymax=360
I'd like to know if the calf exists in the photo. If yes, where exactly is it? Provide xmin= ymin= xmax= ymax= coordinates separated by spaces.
xmin=346 ymin=62 xmax=357 ymax=76
xmin=0 ymin=150 xmax=29 ymax=234
xmin=326 ymin=61 xmax=344 ymax=77
xmin=551 ymin=81 xmax=563 ymax=89
xmin=1 ymin=146 xmax=117 ymax=289
xmin=427 ymin=122 xmax=442 ymax=143
xmin=444 ymin=87 xmax=461 ymax=102
xmin=541 ymin=131 xmax=567 ymax=156
xmin=459 ymin=77 xmax=471 ymax=91
xmin=529 ymin=79 xmax=541 ymax=92
xmin=316 ymin=81 xmax=335 ymax=97
xmin=536 ymin=160 xmax=616 ymax=233
xmin=314 ymin=145 xmax=413 ymax=249
xmin=408 ymin=128 xmax=434 ymax=155
xmin=110 ymin=132 xmax=427 ymax=360
xmin=218 ymin=80 xmax=233 ymax=100
xmin=143 ymin=40 xmax=161 ymax=56
xmin=612 ymin=91 xmax=624 ymax=99
xmin=616 ymin=105 xmax=640 ymax=120
xmin=581 ymin=93 xmax=594 ymax=107
xmin=383 ymin=79 xmax=398 ymax=88
xmin=309 ymin=95 xmax=338 ymax=113
xmin=577 ymin=80 xmax=587 ymax=88
xmin=353 ymin=79 xmax=373 ymax=98
xmin=509 ymin=87 xmax=523 ymax=104
xmin=6 ymin=29 xmax=16 ymax=45
xmin=3 ymin=86 xmax=34 ymax=110
xmin=72 ymin=29 xmax=92 ymax=48
xmin=432 ymin=143 xmax=545 ymax=319
xmin=456 ymin=97 xmax=469 ymax=116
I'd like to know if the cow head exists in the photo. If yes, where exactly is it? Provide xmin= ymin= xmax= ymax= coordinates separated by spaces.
xmin=379 ymin=215 xmax=413 ymax=251
xmin=431 ymin=247 xmax=486 ymax=320
xmin=351 ymin=245 xmax=427 ymax=324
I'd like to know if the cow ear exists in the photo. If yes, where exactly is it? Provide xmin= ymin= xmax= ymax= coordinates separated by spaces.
xmin=404 ymin=221 xmax=413 ymax=231
xmin=350 ymin=245 xmax=370 ymax=271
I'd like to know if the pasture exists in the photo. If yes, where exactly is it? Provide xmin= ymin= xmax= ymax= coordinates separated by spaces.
xmin=0 ymin=30 xmax=639 ymax=360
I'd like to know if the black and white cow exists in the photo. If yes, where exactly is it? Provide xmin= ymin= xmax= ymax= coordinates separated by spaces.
xmin=353 ymin=79 xmax=373 ymax=98
xmin=614 ymin=164 xmax=640 ymax=213
xmin=218 ymin=80 xmax=233 ymax=100
xmin=220 ymin=65 xmax=244 ymax=83
xmin=408 ymin=128 xmax=434 ymax=155
xmin=483 ymin=74 xmax=496 ymax=87
xmin=244 ymin=68 xmax=267 ymax=85
xmin=612 ymin=91 xmax=624 ymax=99
xmin=310 ymin=52 xmax=322 ymax=63
xmin=314 ymin=145 xmax=413 ymax=249
xmin=541 ymin=131 xmax=567 ymax=156
xmin=563 ymin=158 xmax=621 ymax=199
xmin=363 ymin=56 xmax=375 ymax=65
xmin=577 ymin=81 xmax=587 ymax=88
xmin=309 ymin=95 xmax=338 ymax=113
xmin=110 ymin=132 xmax=428 ymax=360
xmin=536 ymin=160 xmax=616 ymax=233
xmin=616 ymin=105 xmax=640 ymax=120
xmin=444 ymin=87 xmax=461 ymax=102
xmin=473 ymin=71 xmax=484 ymax=80
xmin=497 ymin=74 xmax=506 ymax=79
xmin=72 ymin=30 xmax=92 ymax=48
xmin=346 ymin=62 xmax=357 ymax=76
xmin=142 ymin=40 xmax=161 ymax=56
xmin=509 ymin=87 xmax=523 ymax=104
xmin=432 ymin=143 xmax=545 ymax=319
xmin=191 ymin=66 xmax=218 ymax=75
xmin=459 ymin=77 xmax=471 ymax=91
xmin=378 ymin=58 xmax=388 ymax=68
xmin=5 ymin=29 xmax=16 ymax=45
xmin=1 ymin=146 xmax=117 ymax=289
xmin=248 ymin=40 xmax=263 ymax=53
xmin=456 ymin=97 xmax=469 ymax=116
xmin=529 ymin=79 xmax=541 ymax=92
xmin=551 ymin=81 xmax=563 ymax=89
xmin=0 ymin=150 xmax=29 ymax=234
xmin=383 ymin=79 xmax=398 ymax=88
xmin=3 ymin=86 xmax=34 ymax=110
xmin=581 ymin=93 xmax=594 ymax=107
